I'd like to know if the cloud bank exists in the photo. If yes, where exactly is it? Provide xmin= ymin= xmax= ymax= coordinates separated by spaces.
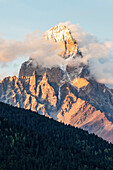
xmin=0 ymin=30 xmax=65 ymax=67
xmin=60 ymin=21 xmax=113 ymax=86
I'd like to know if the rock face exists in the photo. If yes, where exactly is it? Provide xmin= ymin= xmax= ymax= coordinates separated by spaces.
xmin=43 ymin=25 xmax=81 ymax=58
xmin=1 ymin=24 xmax=113 ymax=143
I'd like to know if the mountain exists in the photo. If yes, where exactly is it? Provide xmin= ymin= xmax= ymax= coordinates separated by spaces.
xmin=1 ymin=24 xmax=113 ymax=143
xmin=1 ymin=101 xmax=113 ymax=170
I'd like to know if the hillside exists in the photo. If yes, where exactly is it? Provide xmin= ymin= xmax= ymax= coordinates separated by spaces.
xmin=0 ymin=102 xmax=113 ymax=170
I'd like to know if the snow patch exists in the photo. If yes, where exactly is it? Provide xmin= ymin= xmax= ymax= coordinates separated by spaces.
xmin=26 ymin=59 xmax=32 ymax=66
xmin=103 ymin=89 xmax=106 ymax=93
xmin=58 ymin=86 xmax=61 ymax=100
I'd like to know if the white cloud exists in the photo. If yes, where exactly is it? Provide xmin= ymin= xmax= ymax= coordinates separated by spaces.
xmin=0 ymin=31 xmax=42 ymax=62
xmin=61 ymin=22 xmax=113 ymax=86
xmin=0 ymin=30 xmax=65 ymax=79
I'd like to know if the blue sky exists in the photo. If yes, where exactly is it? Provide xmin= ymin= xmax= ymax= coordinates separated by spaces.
xmin=0 ymin=0 xmax=113 ymax=80
xmin=0 ymin=0 xmax=113 ymax=40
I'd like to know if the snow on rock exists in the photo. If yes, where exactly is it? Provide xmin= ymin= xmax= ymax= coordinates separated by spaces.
xmin=43 ymin=24 xmax=81 ymax=58
xmin=58 ymin=86 xmax=61 ymax=100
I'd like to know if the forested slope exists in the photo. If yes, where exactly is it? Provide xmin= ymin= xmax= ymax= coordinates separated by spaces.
xmin=0 ymin=102 xmax=113 ymax=170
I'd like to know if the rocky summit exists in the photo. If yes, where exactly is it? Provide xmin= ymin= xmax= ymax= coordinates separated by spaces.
xmin=1 ymin=24 xmax=113 ymax=143
xmin=43 ymin=25 xmax=81 ymax=58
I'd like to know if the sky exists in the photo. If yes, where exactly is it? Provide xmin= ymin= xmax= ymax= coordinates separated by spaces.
xmin=0 ymin=0 xmax=113 ymax=86
xmin=0 ymin=0 xmax=112 ymax=41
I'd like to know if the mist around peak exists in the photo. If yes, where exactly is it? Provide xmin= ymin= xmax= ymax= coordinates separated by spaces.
xmin=0 ymin=22 xmax=113 ymax=88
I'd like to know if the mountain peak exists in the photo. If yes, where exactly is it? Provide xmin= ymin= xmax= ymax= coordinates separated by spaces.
xmin=44 ymin=24 xmax=71 ymax=42
xmin=43 ymin=24 xmax=81 ymax=58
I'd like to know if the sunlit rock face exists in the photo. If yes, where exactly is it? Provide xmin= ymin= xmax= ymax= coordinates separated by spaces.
xmin=1 ymin=24 xmax=113 ymax=143
xmin=43 ymin=24 xmax=83 ymax=59
xmin=72 ymin=78 xmax=89 ymax=89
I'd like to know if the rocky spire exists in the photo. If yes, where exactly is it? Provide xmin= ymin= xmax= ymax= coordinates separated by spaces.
xmin=43 ymin=24 xmax=82 ymax=58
